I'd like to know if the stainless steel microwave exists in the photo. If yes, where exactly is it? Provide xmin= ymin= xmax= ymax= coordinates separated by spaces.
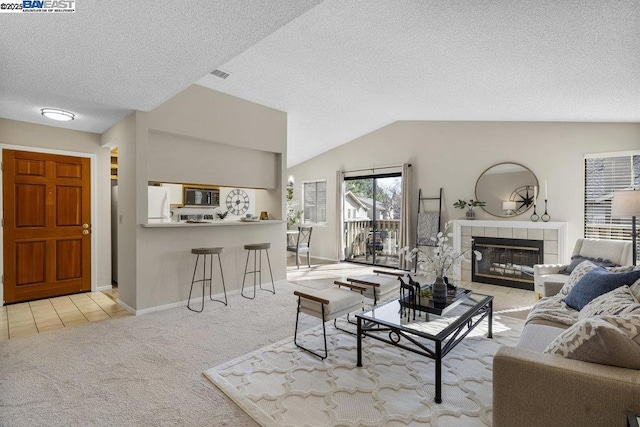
xmin=183 ymin=188 xmax=219 ymax=207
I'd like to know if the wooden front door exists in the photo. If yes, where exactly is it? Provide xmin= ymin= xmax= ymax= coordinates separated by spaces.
xmin=3 ymin=150 xmax=91 ymax=304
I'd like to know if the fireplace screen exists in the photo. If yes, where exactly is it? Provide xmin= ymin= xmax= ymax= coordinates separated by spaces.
xmin=472 ymin=237 xmax=543 ymax=290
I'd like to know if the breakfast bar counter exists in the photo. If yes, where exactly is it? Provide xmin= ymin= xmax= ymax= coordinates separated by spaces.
xmin=134 ymin=218 xmax=287 ymax=313
xmin=141 ymin=219 xmax=285 ymax=228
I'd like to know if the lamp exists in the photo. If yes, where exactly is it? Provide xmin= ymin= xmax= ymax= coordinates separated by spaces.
xmin=502 ymin=201 xmax=517 ymax=215
xmin=611 ymin=190 xmax=640 ymax=266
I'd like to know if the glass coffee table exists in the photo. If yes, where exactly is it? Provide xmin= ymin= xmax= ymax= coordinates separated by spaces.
xmin=355 ymin=290 xmax=493 ymax=403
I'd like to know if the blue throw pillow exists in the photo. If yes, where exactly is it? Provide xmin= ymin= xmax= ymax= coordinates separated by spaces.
xmin=564 ymin=267 xmax=640 ymax=310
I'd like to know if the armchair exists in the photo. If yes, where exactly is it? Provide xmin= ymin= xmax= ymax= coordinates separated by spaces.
xmin=534 ymin=238 xmax=633 ymax=297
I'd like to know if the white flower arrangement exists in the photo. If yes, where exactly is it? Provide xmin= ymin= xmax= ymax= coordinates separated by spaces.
xmin=402 ymin=221 xmax=482 ymax=280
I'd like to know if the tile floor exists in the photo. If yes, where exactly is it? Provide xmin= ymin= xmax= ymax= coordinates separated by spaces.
xmin=0 ymin=290 xmax=130 ymax=341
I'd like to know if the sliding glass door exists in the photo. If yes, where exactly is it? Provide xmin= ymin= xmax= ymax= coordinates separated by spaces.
xmin=343 ymin=174 xmax=402 ymax=268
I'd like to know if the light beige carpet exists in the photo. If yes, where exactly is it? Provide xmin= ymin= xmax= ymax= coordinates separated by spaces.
xmin=0 ymin=283 xmax=308 ymax=426
xmin=205 ymin=315 xmax=523 ymax=426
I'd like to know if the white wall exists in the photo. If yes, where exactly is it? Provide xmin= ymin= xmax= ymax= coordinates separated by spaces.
xmin=288 ymin=121 xmax=640 ymax=261
xmin=147 ymin=131 xmax=279 ymax=189
xmin=104 ymin=86 xmax=288 ymax=311
xmin=101 ymin=112 xmax=139 ymax=308
xmin=148 ymin=85 xmax=286 ymax=153
xmin=0 ymin=118 xmax=112 ymax=302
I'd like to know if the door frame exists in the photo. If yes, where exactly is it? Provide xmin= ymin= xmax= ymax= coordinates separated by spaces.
xmin=0 ymin=144 xmax=98 ymax=305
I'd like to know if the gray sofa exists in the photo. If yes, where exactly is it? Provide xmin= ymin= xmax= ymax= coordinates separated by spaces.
xmin=494 ymin=261 xmax=640 ymax=427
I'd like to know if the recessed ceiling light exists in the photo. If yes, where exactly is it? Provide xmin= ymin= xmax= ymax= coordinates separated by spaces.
xmin=41 ymin=108 xmax=75 ymax=121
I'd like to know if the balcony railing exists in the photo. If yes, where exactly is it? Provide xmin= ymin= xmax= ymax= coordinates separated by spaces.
xmin=344 ymin=219 xmax=401 ymax=261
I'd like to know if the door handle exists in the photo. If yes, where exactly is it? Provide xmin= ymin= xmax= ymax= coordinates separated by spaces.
xmin=82 ymin=230 xmax=89 ymax=235
xmin=82 ymin=223 xmax=90 ymax=229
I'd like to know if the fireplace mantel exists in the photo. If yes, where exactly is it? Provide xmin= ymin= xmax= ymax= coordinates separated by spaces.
xmin=452 ymin=220 xmax=569 ymax=283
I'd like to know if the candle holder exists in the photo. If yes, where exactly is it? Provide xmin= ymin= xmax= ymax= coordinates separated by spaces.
xmin=541 ymin=199 xmax=551 ymax=222
xmin=530 ymin=205 xmax=539 ymax=222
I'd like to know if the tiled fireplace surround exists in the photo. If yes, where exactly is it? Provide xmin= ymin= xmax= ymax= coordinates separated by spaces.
xmin=452 ymin=220 xmax=568 ymax=284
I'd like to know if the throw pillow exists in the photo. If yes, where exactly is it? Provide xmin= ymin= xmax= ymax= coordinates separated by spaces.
xmin=609 ymin=265 xmax=640 ymax=273
xmin=544 ymin=315 xmax=640 ymax=369
xmin=631 ymin=277 xmax=640 ymax=301
xmin=558 ymin=260 xmax=599 ymax=296
xmin=558 ymin=255 xmax=619 ymax=275
xmin=578 ymin=286 xmax=640 ymax=320
xmin=563 ymin=267 xmax=640 ymax=310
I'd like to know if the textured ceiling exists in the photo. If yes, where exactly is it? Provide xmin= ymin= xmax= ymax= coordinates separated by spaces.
xmin=0 ymin=0 xmax=322 ymax=132
xmin=198 ymin=0 xmax=640 ymax=166
xmin=1 ymin=1 xmax=639 ymax=166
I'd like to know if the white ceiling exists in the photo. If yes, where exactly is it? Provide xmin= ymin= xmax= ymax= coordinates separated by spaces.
xmin=0 ymin=0 xmax=322 ymax=131
xmin=2 ymin=1 xmax=639 ymax=167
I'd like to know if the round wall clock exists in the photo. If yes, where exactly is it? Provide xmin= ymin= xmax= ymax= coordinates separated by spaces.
xmin=226 ymin=189 xmax=250 ymax=216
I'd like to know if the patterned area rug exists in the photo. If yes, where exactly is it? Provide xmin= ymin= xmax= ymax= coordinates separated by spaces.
xmin=204 ymin=316 xmax=523 ymax=426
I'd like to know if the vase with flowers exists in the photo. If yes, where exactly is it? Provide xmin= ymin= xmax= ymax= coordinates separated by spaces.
xmin=401 ymin=221 xmax=482 ymax=305
xmin=453 ymin=199 xmax=486 ymax=220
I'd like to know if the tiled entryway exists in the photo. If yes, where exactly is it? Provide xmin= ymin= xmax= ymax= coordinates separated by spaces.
xmin=0 ymin=291 xmax=130 ymax=341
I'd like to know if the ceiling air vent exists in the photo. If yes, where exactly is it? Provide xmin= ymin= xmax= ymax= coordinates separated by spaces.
xmin=210 ymin=69 xmax=231 ymax=79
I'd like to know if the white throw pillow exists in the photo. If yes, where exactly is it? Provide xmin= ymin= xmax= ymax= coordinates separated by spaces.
xmin=544 ymin=315 xmax=640 ymax=369
xmin=578 ymin=286 xmax=640 ymax=320
xmin=629 ymin=277 xmax=640 ymax=301
xmin=608 ymin=265 xmax=640 ymax=273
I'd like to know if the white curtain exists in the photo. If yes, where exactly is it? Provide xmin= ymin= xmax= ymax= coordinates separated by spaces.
xmin=335 ymin=170 xmax=345 ymax=261
xmin=399 ymin=163 xmax=412 ymax=270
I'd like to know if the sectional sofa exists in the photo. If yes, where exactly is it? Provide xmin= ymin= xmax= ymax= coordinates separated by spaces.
xmin=493 ymin=260 xmax=640 ymax=426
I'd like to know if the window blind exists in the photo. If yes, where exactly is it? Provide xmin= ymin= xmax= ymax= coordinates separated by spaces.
xmin=584 ymin=152 xmax=639 ymax=261
xmin=303 ymin=180 xmax=327 ymax=224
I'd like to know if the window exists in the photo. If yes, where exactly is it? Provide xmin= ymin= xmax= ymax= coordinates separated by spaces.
xmin=303 ymin=180 xmax=326 ymax=224
xmin=584 ymin=151 xmax=639 ymax=261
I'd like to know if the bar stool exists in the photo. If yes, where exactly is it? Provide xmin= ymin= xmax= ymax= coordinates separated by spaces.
xmin=188 ymin=247 xmax=227 ymax=312
xmin=241 ymin=243 xmax=275 ymax=299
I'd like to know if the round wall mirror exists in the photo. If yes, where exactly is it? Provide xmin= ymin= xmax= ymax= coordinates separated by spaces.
xmin=475 ymin=162 xmax=538 ymax=218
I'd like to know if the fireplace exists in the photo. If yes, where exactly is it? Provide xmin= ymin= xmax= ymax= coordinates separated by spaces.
xmin=472 ymin=237 xmax=544 ymax=290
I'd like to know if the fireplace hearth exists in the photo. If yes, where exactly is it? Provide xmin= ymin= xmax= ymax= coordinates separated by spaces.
xmin=472 ymin=237 xmax=543 ymax=290
xmin=452 ymin=220 xmax=568 ymax=293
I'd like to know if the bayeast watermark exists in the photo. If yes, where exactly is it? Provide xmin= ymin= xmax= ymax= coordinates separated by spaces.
xmin=1 ymin=0 xmax=75 ymax=13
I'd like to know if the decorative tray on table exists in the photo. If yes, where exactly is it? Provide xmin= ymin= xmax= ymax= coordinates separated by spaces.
xmin=399 ymin=279 xmax=471 ymax=317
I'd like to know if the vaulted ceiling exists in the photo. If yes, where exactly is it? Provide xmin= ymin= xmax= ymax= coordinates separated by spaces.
xmin=2 ymin=1 xmax=639 ymax=167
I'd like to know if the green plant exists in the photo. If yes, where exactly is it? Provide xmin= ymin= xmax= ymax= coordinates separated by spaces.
xmin=400 ymin=221 xmax=482 ymax=280
xmin=419 ymin=289 xmax=433 ymax=298
xmin=286 ymin=186 xmax=303 ymax=226
xmin=453 ymin=199 xmax=486 ymax=210
xmin=216 ymin=210 xmax=229 ymax=220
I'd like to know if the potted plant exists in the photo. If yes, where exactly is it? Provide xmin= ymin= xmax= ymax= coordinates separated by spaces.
xmin=401 ymin=221 xmax=482 ymax=304
xmin=453 ymin=199 xmax=486 ymax=220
